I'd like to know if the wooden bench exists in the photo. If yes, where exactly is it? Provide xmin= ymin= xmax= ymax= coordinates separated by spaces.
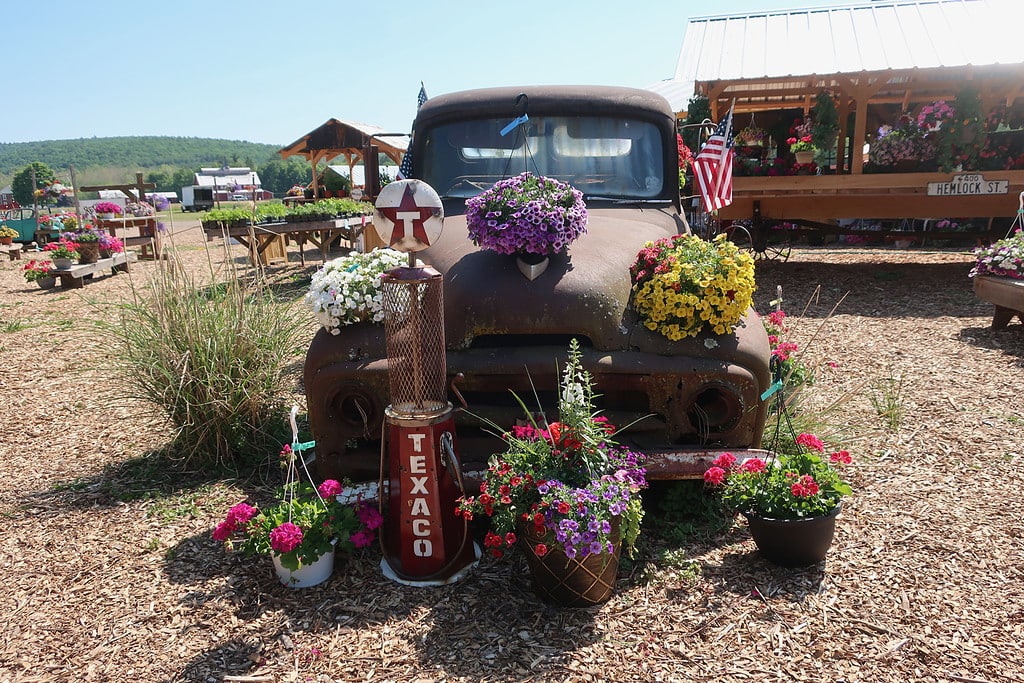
xmin=1 ymin=243 xmax=23 ymax=260
xmin=973 ymin=275 xmax=1024 ymax=329
xmin=52 ymin=252 xmax=137 ymax=289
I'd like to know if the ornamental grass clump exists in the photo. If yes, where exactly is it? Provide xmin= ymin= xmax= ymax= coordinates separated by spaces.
xmin=456 ymin=339 xmax=647 ymax=560
xmin=969 ymin=228 xmax=1024 ymax=280
xmin=464 ymin=172 xmax=588 ymax=256
xmin=304 ymin=248 xmax=407 ymax=334
xmin=99 ymin=256 xmax=306 ymax=467
xmin=629 ymin=233 xmax=756 ymax=339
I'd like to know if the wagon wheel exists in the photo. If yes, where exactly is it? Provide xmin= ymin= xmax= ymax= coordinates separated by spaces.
xmin=747 ymin=219 xmax=792 ymax=262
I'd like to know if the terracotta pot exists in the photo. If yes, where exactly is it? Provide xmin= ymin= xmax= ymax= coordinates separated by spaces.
xmin=0 ymin=236 xmax=12 ymax=245
xmin=743 ymin=502 xmax=841 ymax=567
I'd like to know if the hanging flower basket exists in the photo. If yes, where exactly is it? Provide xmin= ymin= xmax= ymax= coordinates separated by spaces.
xmin=464 ymin=172 xmax=588 ymax=257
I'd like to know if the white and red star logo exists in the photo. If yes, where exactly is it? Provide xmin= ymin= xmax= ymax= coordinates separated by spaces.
xmin=373 ymin=180 xmax=443 ymax=253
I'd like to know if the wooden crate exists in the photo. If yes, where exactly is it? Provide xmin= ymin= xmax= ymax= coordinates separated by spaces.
xmin=257 ymin=235 xmax=288 ymax=265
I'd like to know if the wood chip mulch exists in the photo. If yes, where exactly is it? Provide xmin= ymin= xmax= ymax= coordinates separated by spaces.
xmin=0 ymin=222 xmax=1021 ymax=683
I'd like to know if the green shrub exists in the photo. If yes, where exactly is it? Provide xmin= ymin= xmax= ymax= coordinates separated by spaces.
xmin=99 ymin=259 xmax=306 ymax=467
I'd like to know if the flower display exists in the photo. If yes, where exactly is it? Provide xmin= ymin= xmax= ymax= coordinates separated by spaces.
xmin=464 ymin=172 xmax=588 ymax=256
xmin=969 ymin=228 xmax=1024 ymax=280
xmin=213 ymin=444 xmax=382 ymax=571
xmin=917 ymin=100 xmax=955 ymax=131
xmin=0 ymin=225 xmax=19 ymax=240
xmin=786 ymin=117 xmax=815 ymax=153
xmin=677 ymin=134 xmax=694 ymax=189
xmin=99 ymin=233 xmax=124 ymax=253
xmin=629 ymin=233 xmax=756 ymax=340
xmin=868 ymin=123 xmax=935 ymax=168
xmin=70 ymin=225 xmax=100 ymax=243
xmin=735 ymin=125 xmax=767 ymax=146
xmin=304 ymin=248 xmax=407 ymax=334
xmin=39 ymin=212 xmax=77 ymax=231
xmin=787 ymin=135 xmax=814 ymax=153
xmin=94 ymin=201 xmax=123 ymax=216
xmin=42 ymin=238 xmax=79 ymax=260
xmin=456 ymin=339 xmax=648 ymax=560
xmin=762 ymin=309 xmax=815 ymax=393
xmin=21 ymin=259 xmax=54 ymax=282
xmin=126 ymin=201 xmax=155 ymax=217
xmin=703 ymin=433 xmax=852 ymax=519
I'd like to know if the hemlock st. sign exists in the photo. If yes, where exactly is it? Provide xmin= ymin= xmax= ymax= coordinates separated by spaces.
xmin=927 ymin=174 xmax=1009 ymax=196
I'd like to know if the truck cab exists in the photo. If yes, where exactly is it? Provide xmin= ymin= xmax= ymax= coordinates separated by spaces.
xmin=305 ymin=85 xmax=770 ymax=483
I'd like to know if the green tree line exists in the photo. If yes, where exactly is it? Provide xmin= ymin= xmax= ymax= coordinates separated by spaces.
xmin=1 ymin=137 xmax=319 ymax=201
xmin=0 ymin=136 xmax=280 ymax=176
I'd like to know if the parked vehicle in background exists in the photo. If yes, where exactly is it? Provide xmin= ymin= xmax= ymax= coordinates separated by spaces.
xmin=305 ymin=85 xmax=772 ymax=484
xmin=181 ymin=185 xmax=214 ymax=212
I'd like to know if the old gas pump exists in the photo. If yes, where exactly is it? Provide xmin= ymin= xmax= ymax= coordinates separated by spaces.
xmin=373 ymin=179 xmax=478 ymax=585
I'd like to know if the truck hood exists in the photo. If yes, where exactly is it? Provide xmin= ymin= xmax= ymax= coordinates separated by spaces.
xmin=419 ymin=207 xmax=684 ymax=351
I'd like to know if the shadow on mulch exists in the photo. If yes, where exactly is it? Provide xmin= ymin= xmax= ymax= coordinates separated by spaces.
xmin=754 ymin=258 xmax=983 ymax=319
xmin=959 ymin=323 xmax=1024 ymax=361
xmin=169 ymin=532 xmax=600 ymax=682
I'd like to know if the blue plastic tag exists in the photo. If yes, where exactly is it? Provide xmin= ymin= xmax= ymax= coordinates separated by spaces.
xmin=500 ymin=114 xmax=529 ymax=136
xmin=760 ymin=381 xmax=783 ymax=401
xmin=292 ymin=439 xmax=316 ymax=453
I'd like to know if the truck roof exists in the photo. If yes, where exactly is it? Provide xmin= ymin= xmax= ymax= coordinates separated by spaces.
xmin=414 ymin=85 xmax=676 ymax=130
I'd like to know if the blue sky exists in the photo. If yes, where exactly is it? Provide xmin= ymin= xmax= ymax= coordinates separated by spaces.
xmin=6 ymin=0 xmax=843 ymax=145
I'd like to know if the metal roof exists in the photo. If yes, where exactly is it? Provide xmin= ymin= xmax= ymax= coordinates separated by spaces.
xmin=649 ymin=0 xmax=1024 ymax=112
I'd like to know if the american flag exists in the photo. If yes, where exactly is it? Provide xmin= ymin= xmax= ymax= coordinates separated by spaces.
xmin=693 ymin=106 xmax=735 ymax=212
xmin=396 ymin=83 xmax=428 ymax=180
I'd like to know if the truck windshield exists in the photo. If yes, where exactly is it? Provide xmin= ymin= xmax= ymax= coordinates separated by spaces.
xmin=419 ymin=115 xmax=665 ymax=201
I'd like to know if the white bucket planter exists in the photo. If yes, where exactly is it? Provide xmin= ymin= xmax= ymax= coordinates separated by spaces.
xmin=271 ymin=544 xmax=335 ymax=588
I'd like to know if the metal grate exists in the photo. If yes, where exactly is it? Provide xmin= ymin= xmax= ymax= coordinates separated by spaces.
xmin=382 ymin=266 xmax=449 ymax=418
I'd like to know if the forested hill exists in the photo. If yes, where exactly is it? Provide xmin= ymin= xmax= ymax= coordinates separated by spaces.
xmin=0 ymin=137 xmax=282 ymax=175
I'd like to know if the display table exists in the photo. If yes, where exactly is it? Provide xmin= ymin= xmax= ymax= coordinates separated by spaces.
xmin=50 ymin=252 xmax=137 ymax=289
xmin=95 ymin=216 xmax=161 ymax=259
xmin=203 ymin=217 xmax=375 ymax=265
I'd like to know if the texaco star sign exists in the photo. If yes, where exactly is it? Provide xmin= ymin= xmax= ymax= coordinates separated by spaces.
xmin=373 ymin=180 xmax=444 ymax=253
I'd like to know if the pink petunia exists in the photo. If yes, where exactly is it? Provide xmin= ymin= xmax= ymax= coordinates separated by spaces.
xmin=269 ymin=522 xmax=304 ymax=553
xmin=712 ymin=452 xmax=737 ymax=470
xmin=212 ymin=520 xmax=236 ymax=542
xmin=318 ymin=479 xmax=343 ymax=499
xmin=227 ymin=502 xmax=257 ymax=525
xmin=740 ymin=458 xmax=767 ymax=473
xmin=356 ymin=503 xmax=384 ymax=531
xmin=830 ymin=450 xmax=852 ymax=465
xmin=796 ymin=433 xmax=825 ymax=453
xmin=350 ymin=529 xmax=376 ymax=549
xmin=703 ymin=466 xmax=726 ymax=486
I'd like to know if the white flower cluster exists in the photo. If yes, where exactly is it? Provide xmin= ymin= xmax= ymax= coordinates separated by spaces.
xmin=304 ymin=249 xmax=407 ymax=334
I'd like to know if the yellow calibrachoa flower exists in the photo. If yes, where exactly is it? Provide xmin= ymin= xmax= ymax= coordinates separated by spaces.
xmin=628 ymin=233 xmax=755 ymax=339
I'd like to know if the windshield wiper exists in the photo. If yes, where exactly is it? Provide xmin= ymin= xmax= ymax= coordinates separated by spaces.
xmin=584 ymin=196 xmax=673 ymax=205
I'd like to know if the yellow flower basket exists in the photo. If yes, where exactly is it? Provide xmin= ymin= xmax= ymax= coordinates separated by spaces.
xmin=629 ymin=233 xmax=755 ymax=340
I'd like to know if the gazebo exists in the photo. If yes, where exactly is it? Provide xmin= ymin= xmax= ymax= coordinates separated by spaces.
xmin=277 ymin=119 xmax=408 ymax=199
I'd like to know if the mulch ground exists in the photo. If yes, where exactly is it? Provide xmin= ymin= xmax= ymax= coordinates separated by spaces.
xmin=0 ymin=220 xmax=1022 ymax=683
